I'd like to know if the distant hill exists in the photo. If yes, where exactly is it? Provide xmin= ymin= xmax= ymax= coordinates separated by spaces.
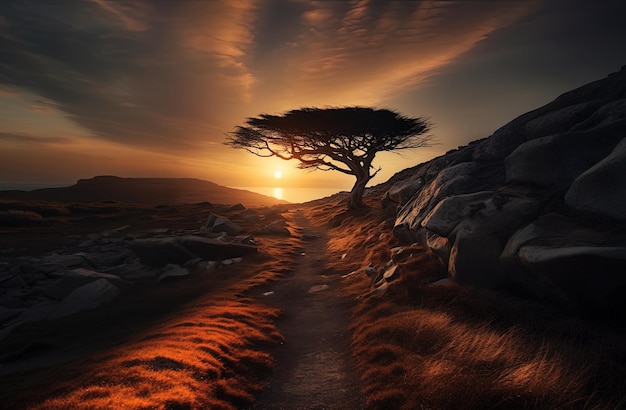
xmin=0 ymin=176 xmax=288 ymax=206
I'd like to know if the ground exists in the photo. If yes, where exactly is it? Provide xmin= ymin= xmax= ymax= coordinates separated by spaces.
xmin=0 ymin=199 xmax=366 ymax=409
xmin=2 ymin=196 xmax=626 ymax=409
xmin=251 ymin=209 xmax=364 ymax=409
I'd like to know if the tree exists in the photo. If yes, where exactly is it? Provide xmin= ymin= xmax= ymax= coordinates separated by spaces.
xmin=226 ymin=106 xmax=433 ymax=209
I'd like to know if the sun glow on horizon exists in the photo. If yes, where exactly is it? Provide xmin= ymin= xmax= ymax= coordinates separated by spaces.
xmin=273 ymin=187 xmax=283 ymax=200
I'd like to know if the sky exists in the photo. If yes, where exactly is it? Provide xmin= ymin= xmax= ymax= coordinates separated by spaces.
xmin=1 ymin=0 xmax=625 ymax=199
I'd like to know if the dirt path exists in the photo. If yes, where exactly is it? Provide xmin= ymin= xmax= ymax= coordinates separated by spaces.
xmin=251 ymin=209 xmax=365 ymax=410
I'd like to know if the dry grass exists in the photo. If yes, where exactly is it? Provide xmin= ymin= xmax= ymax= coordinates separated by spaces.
xmin=25 ymin=301 xmax=282 ymax=410
xmin=314 ymin=192 xmax=626 ymax=410
xmin=0 ymin=209 xmax=45 ymax=226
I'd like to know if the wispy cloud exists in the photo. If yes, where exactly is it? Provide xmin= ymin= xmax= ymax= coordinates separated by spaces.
xmin=251 ymin=0 xmax=537 ymax=108
xmin=0 ymin=131 xmax=75 ymax=145
xmin=0 ymin=0 xmax=543 ymax=184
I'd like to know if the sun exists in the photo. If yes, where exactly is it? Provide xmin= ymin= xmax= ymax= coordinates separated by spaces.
xmin=274 ymin=171 xmax=282 ymax=179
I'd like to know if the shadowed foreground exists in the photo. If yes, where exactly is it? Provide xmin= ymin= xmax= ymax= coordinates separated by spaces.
xmin=2 ymin=192 xmax=626 ymax=409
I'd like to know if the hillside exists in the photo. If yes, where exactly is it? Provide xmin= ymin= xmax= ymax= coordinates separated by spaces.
xmin=0 ymin=176 xmax=287 ymax=207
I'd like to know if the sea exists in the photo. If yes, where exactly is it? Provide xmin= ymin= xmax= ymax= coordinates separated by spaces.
xmin=0 ymin=182 xmax=71 ymax=191
xmin=235 ymin=186 xmax=346 ymax=203
xmin=0 ymin=182 xmax=344 ymax=204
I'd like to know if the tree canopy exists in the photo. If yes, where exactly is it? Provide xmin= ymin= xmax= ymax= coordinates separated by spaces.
xmin=226 ymin=106 xmax=433 ymax=209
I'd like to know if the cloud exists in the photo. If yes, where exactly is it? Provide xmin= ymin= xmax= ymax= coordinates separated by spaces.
xmin=249 ymin=0 xmax=538 ymax=109
xmin=0 ymin=131 xmax=75 ymax=145
xmin=0 ymin=0 xmax=537 ymax=160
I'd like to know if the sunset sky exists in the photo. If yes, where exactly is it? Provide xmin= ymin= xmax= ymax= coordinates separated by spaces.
xmin=1 ymin=0 xmax=625 ymax=198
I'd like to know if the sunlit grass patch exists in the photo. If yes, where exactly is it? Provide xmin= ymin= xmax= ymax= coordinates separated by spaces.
xmin=27 ymin=301 xmax=282 ymax=410
xmin=351 ymin=284 xmax=626 ymax=409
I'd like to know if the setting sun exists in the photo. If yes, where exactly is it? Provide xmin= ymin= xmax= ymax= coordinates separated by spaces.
xmin=274 ymin=171 xmax=282 ymax=179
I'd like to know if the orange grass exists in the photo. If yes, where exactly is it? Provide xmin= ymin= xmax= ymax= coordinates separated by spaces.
xmin=25 ymin=301 xmax=282 ymax=410
xmin=316 ymin=191 xmax=626 ymax=410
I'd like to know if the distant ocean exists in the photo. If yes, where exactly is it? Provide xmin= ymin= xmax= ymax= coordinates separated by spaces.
xmin=235 ymin=187 xmax=346 ymax=203
xmin=0 ymin=182 xmax=70 ymax=191
xmin=0 ymin=182 xmax=344 ymax=204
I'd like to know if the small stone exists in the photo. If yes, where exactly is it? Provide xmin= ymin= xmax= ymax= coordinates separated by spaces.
xmin=308 ymin=284 xmax=329 ymax=293
xmin=364 ymin=266 xmax=377 ymax=277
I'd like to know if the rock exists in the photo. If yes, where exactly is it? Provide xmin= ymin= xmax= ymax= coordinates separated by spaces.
xmin=240 ymin=209 xmax=261 ymax=223
xmin=12 ymin=300 xmax=60 ymax=325
xmin=43 ymin=268 xmax=128 ymax=300
xmin=183 ymin=257 xmax=203 ymax=267
xmin=382 ymin=265 xmax=400 ymax=282
xmin=129 ymin=235 xmax=256 ymax=267
xmin=108 ymin=259 xmax=157 ymax=280
xmin=387 ymin=177 xmax=424 ymax=205
xmin=205 ymin=214 xmax=243 ymax=235
xmin=421 ymin=191 xmax=494 ymax=237
xmin=229 ymin=203 xmax=245 ymax=211
xmin=517 ymin=246 xmax=626 ymax=309
xmin=448 ymin=196 xmax=544 ymax=288
xmin=364 ymin=266 xmax=377 ymax=278
xmin=127 ymin=237 xmax=197 ymax=267
xmin=308 ymin=284 xmax=329 ymax=293
xmin=565 ymin=137 xmax=626 ymax=221
xmin=394 ymin=162 xmax=502 ymax=243
xmin=50 ymin=279 xmax=119 ymax=319
xmin=0 ymin=308 xmax=22 ymax=328
xmin=178 ymin=236 xmax=257 ymax=260
xmin=505 ymin=120 xmax=626 ymax=189
xmin=221 ymin=257 xmax=243 ymax=265
xmin=158 ymin=264 xmax=190 ymax=283
xmin=368 ymin=281 xmax=388 ymax=297
xmin=523 ymin=102 xmax=600 ymax=140
xmin=261 ymin=220 xmax=291 ymax=236
xmin=40 ymin=253 xmax=86 ymax=269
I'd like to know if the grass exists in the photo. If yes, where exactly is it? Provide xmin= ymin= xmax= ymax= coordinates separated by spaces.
xmin=0 ymin=209 xmax=45 ymax=226
xmin=25 ymin=301 xmax=282 ymax=410
xmin=311 ymin=189 xmax=626 ymax=410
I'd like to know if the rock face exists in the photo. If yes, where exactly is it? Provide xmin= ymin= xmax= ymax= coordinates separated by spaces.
xmin=387 ymin=66 xmax=626 ymax=312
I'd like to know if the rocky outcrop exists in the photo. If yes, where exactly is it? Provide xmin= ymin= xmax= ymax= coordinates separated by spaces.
xmin=386 ymin=66 xmax=626 ymax=313
xmin=0 ymin=217 xmax=258 ymax=340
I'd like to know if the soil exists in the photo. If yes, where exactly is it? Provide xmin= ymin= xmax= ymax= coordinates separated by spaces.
xmin=250 ymin=209 xmax=365 ymax=409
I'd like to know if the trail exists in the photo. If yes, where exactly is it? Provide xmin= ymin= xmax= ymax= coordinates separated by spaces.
xmin=251 ymin=209 xmax=365 ymax=410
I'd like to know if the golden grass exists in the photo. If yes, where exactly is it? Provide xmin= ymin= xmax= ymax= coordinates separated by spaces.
xmin=25 ymin=301 xmax=283 ymax=410
xmin=316 ymin=193 xmax=626 ymax=410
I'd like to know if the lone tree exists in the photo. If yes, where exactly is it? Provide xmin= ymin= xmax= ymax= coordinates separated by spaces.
xmin=226 ymin=106 xmax=433 ymax=209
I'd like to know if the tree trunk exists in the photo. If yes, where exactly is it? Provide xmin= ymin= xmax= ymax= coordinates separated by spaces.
xmin=348 ymin=175 xmax=369 ymax=210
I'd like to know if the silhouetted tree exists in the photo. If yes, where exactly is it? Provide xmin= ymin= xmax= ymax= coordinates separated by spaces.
xmin=226 ymin=106 xmax=433 ymax=209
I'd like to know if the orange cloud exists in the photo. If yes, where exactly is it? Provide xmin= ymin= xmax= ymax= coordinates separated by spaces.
xmin=250 ymin=1 xmax=538 ymax=109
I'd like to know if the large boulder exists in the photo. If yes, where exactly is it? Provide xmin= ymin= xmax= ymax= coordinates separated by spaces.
xmin=128 ymin=237 xmax=198 ymax=267
xmin=565 ymin=137 xmax=626 ymax=221
xmin=447 ymin=196 xmax=544 ymax=288
xmin=49 ymin=279 xmax=119 ymax=319
xmin=128 ymin=235 xmax=256 ymax=267
xmin=505 ymin=120 xmax=626 ymax=189
xmin=517 ymin=246 xmax=626 ymax=310
xmin=205 ymin=214 xmax=243 ymax=235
